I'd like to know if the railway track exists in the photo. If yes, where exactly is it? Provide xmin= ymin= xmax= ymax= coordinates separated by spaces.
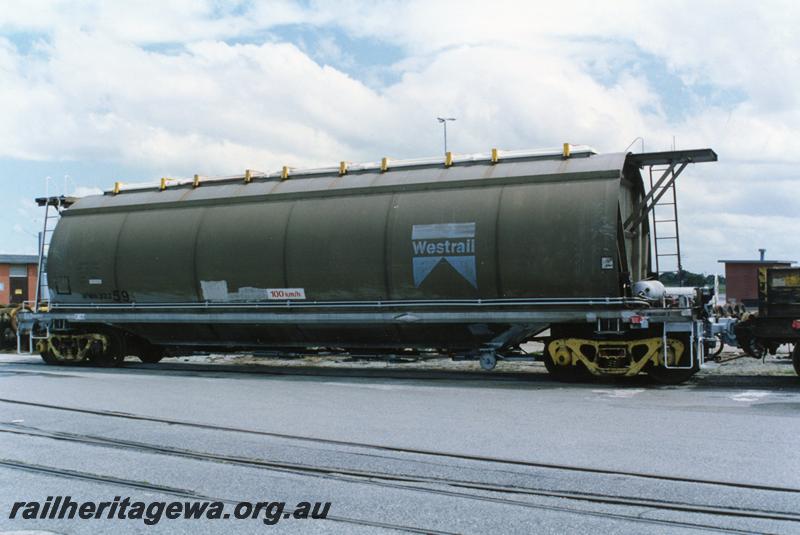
xmin=1 ymin=397 xmax=798 ymax=534
xmin=5 ymin=354 xmax=797 ymax=390
xmin=1 ymin=422 xmax=798 ymax=525
xmin=0 ymin=458 xmax=457 ymax=535
xmin=1 ymin=396 xmax=796 ymax=495
xmin=0 ymin=430 xmax=788 ymax=534
xmin=10 ymin=349 xmax=790 ymax=393
xmin=3 ymin=355 xmax=550 ymax=383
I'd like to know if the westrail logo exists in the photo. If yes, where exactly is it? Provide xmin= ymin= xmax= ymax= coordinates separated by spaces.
xmin=411 ymin=222 xmax=477 ymax=288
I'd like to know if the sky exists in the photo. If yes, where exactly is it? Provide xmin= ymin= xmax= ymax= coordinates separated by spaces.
xmin=1 ymin=0 xmax=799 ymax=274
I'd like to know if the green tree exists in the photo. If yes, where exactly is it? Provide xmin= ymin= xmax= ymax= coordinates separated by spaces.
xmin=659 ymin=270 xmax=724 ymax=287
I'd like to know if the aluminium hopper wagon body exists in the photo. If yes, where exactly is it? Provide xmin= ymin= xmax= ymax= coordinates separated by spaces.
xmin=29 ymin=146 xmax=717 ymax=383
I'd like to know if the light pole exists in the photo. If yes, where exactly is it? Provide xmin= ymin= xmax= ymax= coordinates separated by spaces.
xmin=437 ymin=117 xmax=456 ymax=154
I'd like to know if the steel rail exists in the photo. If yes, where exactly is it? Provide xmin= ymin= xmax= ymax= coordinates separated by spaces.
xmin=2 ymin=424 xmax=798 ymax=525
xmin=0 ymin=458 xmax=456 ymax=535
xmin=0 ymin=430 xmax=778 ymax=534
xmin=0 ymin=397 xmax=796 ymax=495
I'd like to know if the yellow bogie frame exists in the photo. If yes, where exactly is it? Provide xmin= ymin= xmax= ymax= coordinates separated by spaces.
xmin=37 ymin=333 xmax=108 ymax=363
xmin=548 ymin=337 xmax=685 ymax=377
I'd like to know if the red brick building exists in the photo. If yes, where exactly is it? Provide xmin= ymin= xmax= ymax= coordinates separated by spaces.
xmin=718 ymin=254 xmax=795 ymax=307
xmin=0 ymin=254 xmax=41 ymax=305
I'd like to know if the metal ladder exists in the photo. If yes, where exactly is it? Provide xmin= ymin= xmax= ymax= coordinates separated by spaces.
xmin=649 ymin=165 xmax=683 ymax=283
xmin=33 ymin=200 xmax=63 ymax=311
xmin=17 ymin=196 xmax=73 ymax=354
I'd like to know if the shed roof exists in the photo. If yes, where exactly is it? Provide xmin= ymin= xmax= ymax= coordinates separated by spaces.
xmin=0 ymin=254 xmax=40 ymax=264
xmin=718 ymin=260 xmax=796 ymax=265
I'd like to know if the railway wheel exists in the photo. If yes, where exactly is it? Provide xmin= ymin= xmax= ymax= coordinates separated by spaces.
xmin=647 ymin=335 xmax=698 ymax=385
xmin=40 ymin=349 xmax=61 ymax=365
xmin=792 ymin=344 xmax=800 ymax=377
xmin=543 ymin=350 xmax=592 ymax=382
xmin=742 ymin=336 xmax=766 ymax=359
xmin=1 ymin=327 xmax=15 ymax=349
xmin=89 ymin=331 xmax=126 ymax=368
xmin=138 ymin=344 xmax=164 ymax=364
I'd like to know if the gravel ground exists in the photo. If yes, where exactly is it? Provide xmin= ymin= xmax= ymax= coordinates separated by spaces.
xmin=156 ymin=341 xmax=797 ymax=378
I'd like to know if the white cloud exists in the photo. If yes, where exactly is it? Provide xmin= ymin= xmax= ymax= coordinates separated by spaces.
xmin=0 ymin=0 xmax=798 ymax=271
xmin=71 ymin=186 xmax=103 ymax=197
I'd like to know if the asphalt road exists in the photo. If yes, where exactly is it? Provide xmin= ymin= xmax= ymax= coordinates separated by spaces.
xmin=0 ymin=352 xmax=798 ymax=534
